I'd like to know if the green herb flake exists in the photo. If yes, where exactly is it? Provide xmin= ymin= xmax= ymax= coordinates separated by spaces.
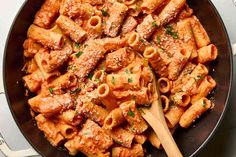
xmin=165 ymin=25 xmax=179 ymax=39
xmin=167 ymin=53 xmax=172 ymax=58
xmin=75 ymin=51 xmax=83 ymax=58
xmin=137 ymin=107 xmax=145 ymax=114
xmin=114 ymin=139 xmax=123 ymax=145
xmin=172 ymin=32 xmax=179 ymax=39
xmin=84 ymin=44 xmax=88 ymax=48
xmin=101 ymin=65 xmax=106 ymax=71
xmin=112 ymin=76 xmax=116 ymax=85
xmin=101 ymin=8 xmax=109 ymax=17
xmin=75 ymin=43 xmax=80 ymax=49
xmin=140 ymin=38 xmax=145 ymax=43
xmin=125 ymin=68 xmax=129 ymax=74
xmin=194 ymin=75 xmax=204 ymax=82
xmin=67 ymin=65 xmax=78 ymax=71
xmin=203 ymin=100 xmax=207 ymax=108
xmin=48 ymin=87 xmax=53 ymax=94
xmin=128 ymin=77 xmax=133 ymax=83
xmin=152 ymin=21 xmax=157 ymax=27
xmin=127 ymin=107 xmax=135 ymax=117
xmin=95 ymin=78 xmax=100 ymax=82
xmin=132 ymin=95 xmax=136 ymax=100
xmin=83 ymin=131 xmax=91 ymax=136
xmin=156 ymin=36 xmax=161 ymax=44
xmin=70 ymin=88 xmax=81 ymax=94
xmin=88 ymin=72 xmax=94 ymax=80
xmin=197 ymin=75 xmax=204 ymax=80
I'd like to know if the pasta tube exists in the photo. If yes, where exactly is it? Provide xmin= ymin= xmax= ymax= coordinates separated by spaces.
xmin=105 ymin=127 xmax=135 ymax=148
xmin=23 ymin=38 xmax=44 ymax=57
xmin=106 ymin=73 xmax=141 ymax=90
xmin=165 ymin=105 xmax=185 ymax=128
xmin=120 ymin=101 xmax=148 ymax=134
xmin=112 ymin=144 xmax=144 ymax=157
xmin=86 ymin=15 xmax=102 ymax=38
xmin=143 ymin=46 xmax=168 ymax=77
xmin=189 ymin=16 xmax=211 ymax=48
xmin=104 ymin=2 xmax=128 ymax=37
xmin=160 ymin=95 xmax=170 ymax=113
xmin=191 ymin=75 xmax=216 ymax=103
xmin=35 ymin=114 xmax=65 ymax=146
xmin=121 ymin=16 xmax=138 ymax=35
xmin=128 ymin=32 xmax=150 ymax=52
xmin=33 ymin=0 xmax=62 ymax=28
xmin=168 ymin=49 xmax=190 ymax=80
xmin=158 ymin=77 xmax=171 ymax=93
xmin=136 ymin=14 xmax=159 ymax=39
xmin=97 ymin=83 xmax=118 ymax=110
xmin=27 ymin=24 xmax=64 ymax=50
xmin=170 ymin=92 xmax=191 ymax=107
xmin=158 ymin=0 xmax=186 ymax=25
xmin=56 ymin=15 xmax=87 ymax=43
xmin=57 ymin=123 xmax=77 ymax=139
xmin=65 ymin=119 xmax=112 ymax=156
xmin=103 ymin=108 xmax=125 ymax=130
xmin=197 ymin=44 xmax=218 ymax=63
xmin=60 ymin=0 xmax=96 ymax=18
xmin=177 ymin=19 xmax=198 ymax=60
xmin=76 ymin=101 xmax=108 ymax=125
xmin=141 ymin=0 xmax=166 ymax=14
xmin=179 ymin=97 xmax=212 ymax=128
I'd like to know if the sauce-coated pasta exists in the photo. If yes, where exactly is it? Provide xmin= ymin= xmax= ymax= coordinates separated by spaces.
xmin=22 ymin=0 xmax=217 ymax=156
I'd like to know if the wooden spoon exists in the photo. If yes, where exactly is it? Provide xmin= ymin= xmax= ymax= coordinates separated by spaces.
xmin=141 ymin=73 xmax=183 ymax=157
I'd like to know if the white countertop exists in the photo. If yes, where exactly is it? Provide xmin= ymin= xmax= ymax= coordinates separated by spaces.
xmin=0 ymin=0 xmax=235 ymax=157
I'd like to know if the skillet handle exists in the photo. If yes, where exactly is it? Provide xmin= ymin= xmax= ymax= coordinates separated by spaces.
xmin=0 ymin=132 xmax=39 ymax=157
xmin=0 ymin=91 xmax=39 ymax=156
xmin=233 ymin=43 xmax=236 ymax=56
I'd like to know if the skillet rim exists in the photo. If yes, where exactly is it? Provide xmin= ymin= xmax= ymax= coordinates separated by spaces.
xmin=2 ymin=0 xmax=233 ymax=156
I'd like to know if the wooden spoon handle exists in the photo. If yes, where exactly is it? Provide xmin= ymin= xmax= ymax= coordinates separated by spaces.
xmin=149 ymin=114 xmax=182 ymax=157
xmin=142 ymin=99 xmax=183 ymax=157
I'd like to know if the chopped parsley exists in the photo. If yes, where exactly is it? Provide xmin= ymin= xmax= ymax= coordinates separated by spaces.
xmin=101 ymin=8 xmax=109 ymax=16
xmin=70 ymin=88 xmax=81 ymax=94
xmin=137 ymin=107 xmax=145 ymax=114
xmin=152 ymin=21 xmax=157 ymax=27
xmin=128 ymin=77 xmax=133 ymax=83
xmin=83 ymin=131 xmax=91 ymax=135
xmin=125 ymin=68 xmax=129 ymax=74
xmin=101 ymin=65 xmax=106 ymax=71
xmin=67 ymin=65 xmax=78 ymax=71
xmin=127 ymin=107 xmax=135 ymax=117
xmin=194 ymin=75 xmax=204 ymax=82
xmin=112 ymin=76 xmax=116 ymax=85
xmin=165 ymin=25 xmax=179 ymax=39
xmin=197 ymin=75 xmax=204 ymax=80
xmin=48 ymin=87 xmax=53 ymax=94
xmin=203 ymin=100 xmax=207 ymax=108
xmin=140 ymin=38 xmax=145 ymax=43
xmin=156 ymin=36 xmax=161 ymax=44
xmin=114 ymin=139 xmax=123 ymax=145
xmin=132 ymin=95 xmax=136 ymax=100
xmin=88 ymin=72 xmax=94 ymax=80
xmin=75 ymin=51 xmax=83 ymax=58
xmin=95 ymin=78 xmax=100 ymax=82
xmin=125 ymin=68 xmax=133 ymax=74
xmin=75 ymin=43 xmax=80 ymax=49
xmin=167 ymin=53 xmax=172 ymax=58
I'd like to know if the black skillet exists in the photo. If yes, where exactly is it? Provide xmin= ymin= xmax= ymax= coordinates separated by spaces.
xmin=3 ymin=0 xmax=233 ymax=156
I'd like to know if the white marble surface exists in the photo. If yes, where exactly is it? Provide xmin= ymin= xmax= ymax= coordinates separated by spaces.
xmin=0 ymin=0 xmax=235 ymax=157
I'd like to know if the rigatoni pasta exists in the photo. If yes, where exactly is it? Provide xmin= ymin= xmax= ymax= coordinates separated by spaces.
xmin=22 ymin=0 xmax=218 ymax=156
